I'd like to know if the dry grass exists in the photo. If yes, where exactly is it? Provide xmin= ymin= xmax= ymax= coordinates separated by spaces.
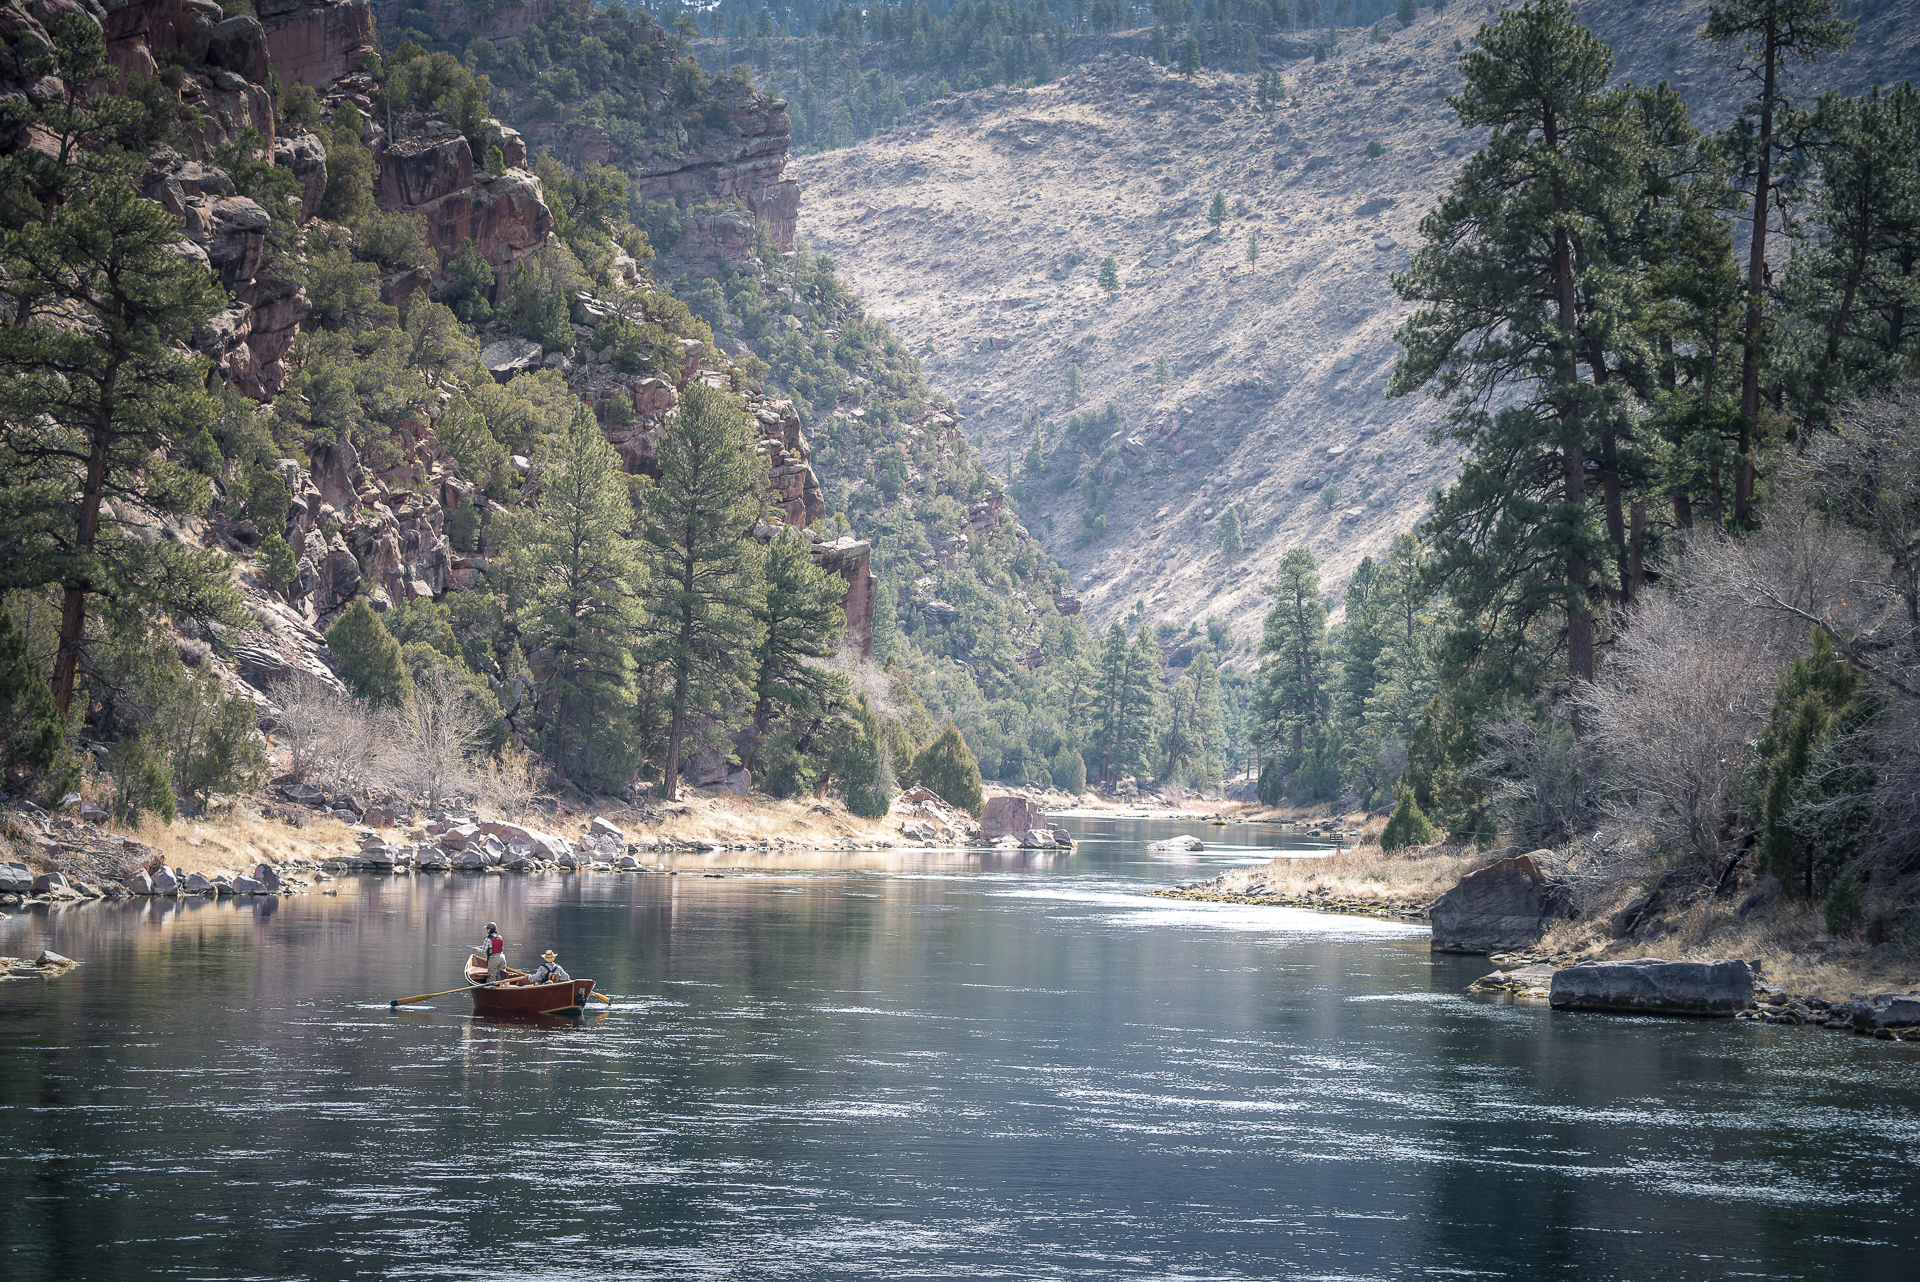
xmin=1536 ymin=880 xmax=1920 ymax=1001
xmin=1198 ymin=840 xmax=1486 ymax=907
xmin=129 ymin=810 xmax=364 ymax=875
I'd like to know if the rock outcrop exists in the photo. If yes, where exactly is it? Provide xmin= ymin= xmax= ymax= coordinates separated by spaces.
xmin=1428 ymin=852 xmax=1566 ymax=954
xmin=981 ymin=795 xmax=1070 ymax=844
xmin=1548 ymin=959 xmax=1755 ymax=1017
xmin=258 ymin=0 xmax=375 ymax=87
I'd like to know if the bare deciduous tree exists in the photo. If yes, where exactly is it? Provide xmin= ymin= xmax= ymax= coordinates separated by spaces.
xmin=270 ymin=676 xmax=383 ymax=795
xmin=1578 ymin=584 xmax=1790 ymax=868
xmin=383 ymin=668 xmax=486 ymax=810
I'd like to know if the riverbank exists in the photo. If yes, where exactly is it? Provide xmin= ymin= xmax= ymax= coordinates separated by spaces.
xmin=1151 ymin=840 xmax=1479 ymax=922
xmin=1161 ymin=840 xmax=1920 ymax=1030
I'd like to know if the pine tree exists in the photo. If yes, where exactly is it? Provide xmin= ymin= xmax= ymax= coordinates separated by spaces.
xmin=1153 ymin=355 xmax=1172 ymax=384
xmin=1216 ymin=506 xmax=1243 ymax=556
xmin=1163 ymin=651 xmax=1226 ymax=788
xmin=637 ymin=383 xmax=769 ymax=796
xmin=0 ymin=63 xmax=239 ymax=720
xmin=1397 ymin=0 xmax=1416 ymax=27
xmin=1702 ymin=0 xmax=1853 ymax=522
xmin=1064 ymin=362 xmax=1084 ymax=407
xmin=915 ymin=723 xmax=985 ymax=816
xmin=1098 ymin=256 xmax=1120 ymax=291
xmin=1780 ymin=84 xmax=1920 ymax=425
xmin=326 ymin=599 xmax=416 ymax=709
xmin=1092 ymin=622 xmax=1160 ymax=782
xmin=1255 ymin=546 xmax=1327 ymax=756
xmin=1246 ymin=229 xmax=1260 ymax=268
xmin=1390 ymin=0 xmax=1642 ymax=702
xmin=0 ymin=610 xmax=75 ymax=801
xmin=505 ymin=407 xmax=645 ymax=789
xmin=1208 ymin=191 xmax=1228 ymax=228
xmin=1179 ymin=32 xmax=1202 ymax=75
xmin=745 ymin=531 xmax=850 ymax=772
xmin=1380 ymin=783 xmax=1437 ymax=850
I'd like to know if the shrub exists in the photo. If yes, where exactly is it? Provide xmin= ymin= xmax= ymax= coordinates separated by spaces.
xmin=1050 ymin=747 xmax=1086 ymax=794
xmin=0 ymin=611 xmax=77 ymax=802
xmin=325 ymin=598 xmax=414 ymax=708
xmin=914 ymin=723 xmax=984 ymax=817
xmin=1380 ymin=784 xmax=1437 ymax=851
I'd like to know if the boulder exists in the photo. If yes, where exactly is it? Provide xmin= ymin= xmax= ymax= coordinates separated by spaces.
xmin=122 ymin=870 xmax=155 ymax=896
xmin=1020 ymin=828 xmax=1064 ymax=848
xmin=272 ymin=129 xmax=328 ymax=220
xmin=79 ymin=801 xmax=108 ymax=822
xmin=613 ymin=854 xmax=643 ymax=871
xmin=1147 ymin=835 xmax=1205 ymax=852
xmin=253 ymin=864 xmax=282 ymax=894
xmin=0 ymin=862 xmax=31 ymax=894
xmin=37 ymin=950 xmax=74 ymax=967
xmin=1832 ymin=993 xmax=1920 ymax=1031
xmin=982 ymin=795 xmax=1049 ymax=839
xmin=1549 ymin=959 xmax=1754 ymax=1017
xmin=31 ymin=871 xmax=69 ymax=895
xmin=438 ymin=823 xmax=479 ymax=850
xmin=182 ymin=872 xmax=216 ymax=894
xmin=590 ymin=816 xmax=624 ymax=842
xmin=151 ymin=867 xmax=180 ymax=895
xmin=1428 ymin=852 xmax=1565 ymax=954
xmin=280 ymin=782 xmax=324 ymax=805
xmin=451 ymin=850 xmax=490 ymax=870
xmin=231 ymin=875 xmax=265 ymax=894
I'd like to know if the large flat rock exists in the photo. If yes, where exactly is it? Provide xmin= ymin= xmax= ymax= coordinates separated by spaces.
xmin=1549 ymin=959 xmax=1754 ymax=1017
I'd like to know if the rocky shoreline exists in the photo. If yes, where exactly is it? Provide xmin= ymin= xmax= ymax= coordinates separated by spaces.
xmin=1152 ymin=881 xmax=1430 ymax=923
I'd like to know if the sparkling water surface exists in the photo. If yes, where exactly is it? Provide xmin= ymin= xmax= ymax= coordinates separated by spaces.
xmin=3 ymin=815 xmax=1917 ymax=1280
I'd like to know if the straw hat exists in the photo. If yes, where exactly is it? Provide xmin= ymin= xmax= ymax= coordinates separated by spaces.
xmin=541 ymin=949 xmax=558 ymax=961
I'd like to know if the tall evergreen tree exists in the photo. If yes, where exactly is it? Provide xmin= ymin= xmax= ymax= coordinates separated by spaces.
xmin=744 ymin=530 xmax=850 ymax=771
xmin=0 ymin=66 xmax=239 ymax=720
xmin=1778 ymin=84 xmax=1920 ymax=425
xmin=1701 ymin=0 xmax=1853 ymax=520
xmin=1091 ymin=622 xmax=1160 ymax=782
xmin=506 ymin=406 xmax=646 ymax=789
xmin=1390 ymin=0 xmax=1641 ymax=702
xmin=1256 ymin=546 xmax=1328 ymax=755
xmin=637 ymin=382 xmax=769 ymax=796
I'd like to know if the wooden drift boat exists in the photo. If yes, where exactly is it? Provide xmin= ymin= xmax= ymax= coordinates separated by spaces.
xmin=465 ymin=959 xmax=597 ymax=1016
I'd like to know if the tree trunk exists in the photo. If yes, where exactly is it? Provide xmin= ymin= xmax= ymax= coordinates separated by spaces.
xmin=1735 ymin=27 xmax=1779 ymax=526
xmin=52 ymin=362 xmax=119 ymax=721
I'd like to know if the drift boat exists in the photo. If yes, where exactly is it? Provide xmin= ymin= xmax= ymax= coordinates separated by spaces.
xmin=464 ymin=959 xmax=597 ymax=1016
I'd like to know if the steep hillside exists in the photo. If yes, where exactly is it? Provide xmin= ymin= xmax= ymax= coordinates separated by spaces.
xmin=791 ymin=0 xmax=1918 ymax=650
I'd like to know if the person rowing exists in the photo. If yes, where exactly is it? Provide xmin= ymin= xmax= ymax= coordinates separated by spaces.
xmin=473 ymin=922 xmax=506 ymax=981
xmin=525 ymin=950 xmax=569 ymax=984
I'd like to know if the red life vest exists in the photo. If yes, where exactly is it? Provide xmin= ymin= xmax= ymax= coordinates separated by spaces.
xmin=487 ymin=935 xmax=504 ymax=956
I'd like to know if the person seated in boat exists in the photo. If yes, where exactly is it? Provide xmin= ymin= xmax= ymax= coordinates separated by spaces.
xmin=473 ymin=923 xmax=506 ymax=981
xmin=525 ymin=950 xmax=569 ymax=984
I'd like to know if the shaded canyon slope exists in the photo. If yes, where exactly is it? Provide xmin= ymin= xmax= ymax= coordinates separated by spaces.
xmin=793 ymin=0 xmax=1917 ymax=652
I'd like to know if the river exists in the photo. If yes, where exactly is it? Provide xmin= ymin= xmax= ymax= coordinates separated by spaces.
xmin=3 ymin=814 xmax=1917 ymax=1280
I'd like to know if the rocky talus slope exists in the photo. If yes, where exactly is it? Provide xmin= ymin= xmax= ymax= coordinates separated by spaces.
xmin=793 ymin=0 xmax=1917 ymax=651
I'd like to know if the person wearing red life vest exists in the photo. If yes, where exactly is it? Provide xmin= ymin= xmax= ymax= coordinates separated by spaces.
xmin=473 ymin=922 xmax=506 ymax=981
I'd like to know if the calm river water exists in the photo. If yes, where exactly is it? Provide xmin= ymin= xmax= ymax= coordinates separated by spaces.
xmin=3 ymin=815 xmax=1918 ymax=1280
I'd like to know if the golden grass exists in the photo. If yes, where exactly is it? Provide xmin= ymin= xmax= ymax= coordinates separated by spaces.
xmin=1194 ymin=840 xmax=1487 ymax=907
xmin=129 ymin=810 xmax=364 ymax=875
xmin=1535 ymin=881 xmax=1920 ymax=1001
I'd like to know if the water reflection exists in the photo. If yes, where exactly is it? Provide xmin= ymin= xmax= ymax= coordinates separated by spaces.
xmin=1 ymin=815 xmax=1916 ymax=1280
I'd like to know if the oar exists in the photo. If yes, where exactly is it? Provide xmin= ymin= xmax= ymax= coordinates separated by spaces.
xmin=390 ymin=974 xmax=519 ymax=1008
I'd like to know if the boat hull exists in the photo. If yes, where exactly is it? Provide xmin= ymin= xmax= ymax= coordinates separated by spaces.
xmin=465 ymin=961 xmax=596 ymax=1016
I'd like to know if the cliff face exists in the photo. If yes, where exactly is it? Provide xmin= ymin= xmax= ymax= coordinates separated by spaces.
xmin=794 ymin=0 xmax=1920 ymax=652
xmin=257 ymin=0 xmax=374 ymax=88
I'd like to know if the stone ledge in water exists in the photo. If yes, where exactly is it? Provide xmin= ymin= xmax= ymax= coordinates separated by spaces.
xmin=1468 ymin=963 xmax=1558 ymax=999
xmin=1147 ymin=835 xmax=1205 ymax=851
xmin=1548 ymin=958 xmax=1754 ymax=1017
